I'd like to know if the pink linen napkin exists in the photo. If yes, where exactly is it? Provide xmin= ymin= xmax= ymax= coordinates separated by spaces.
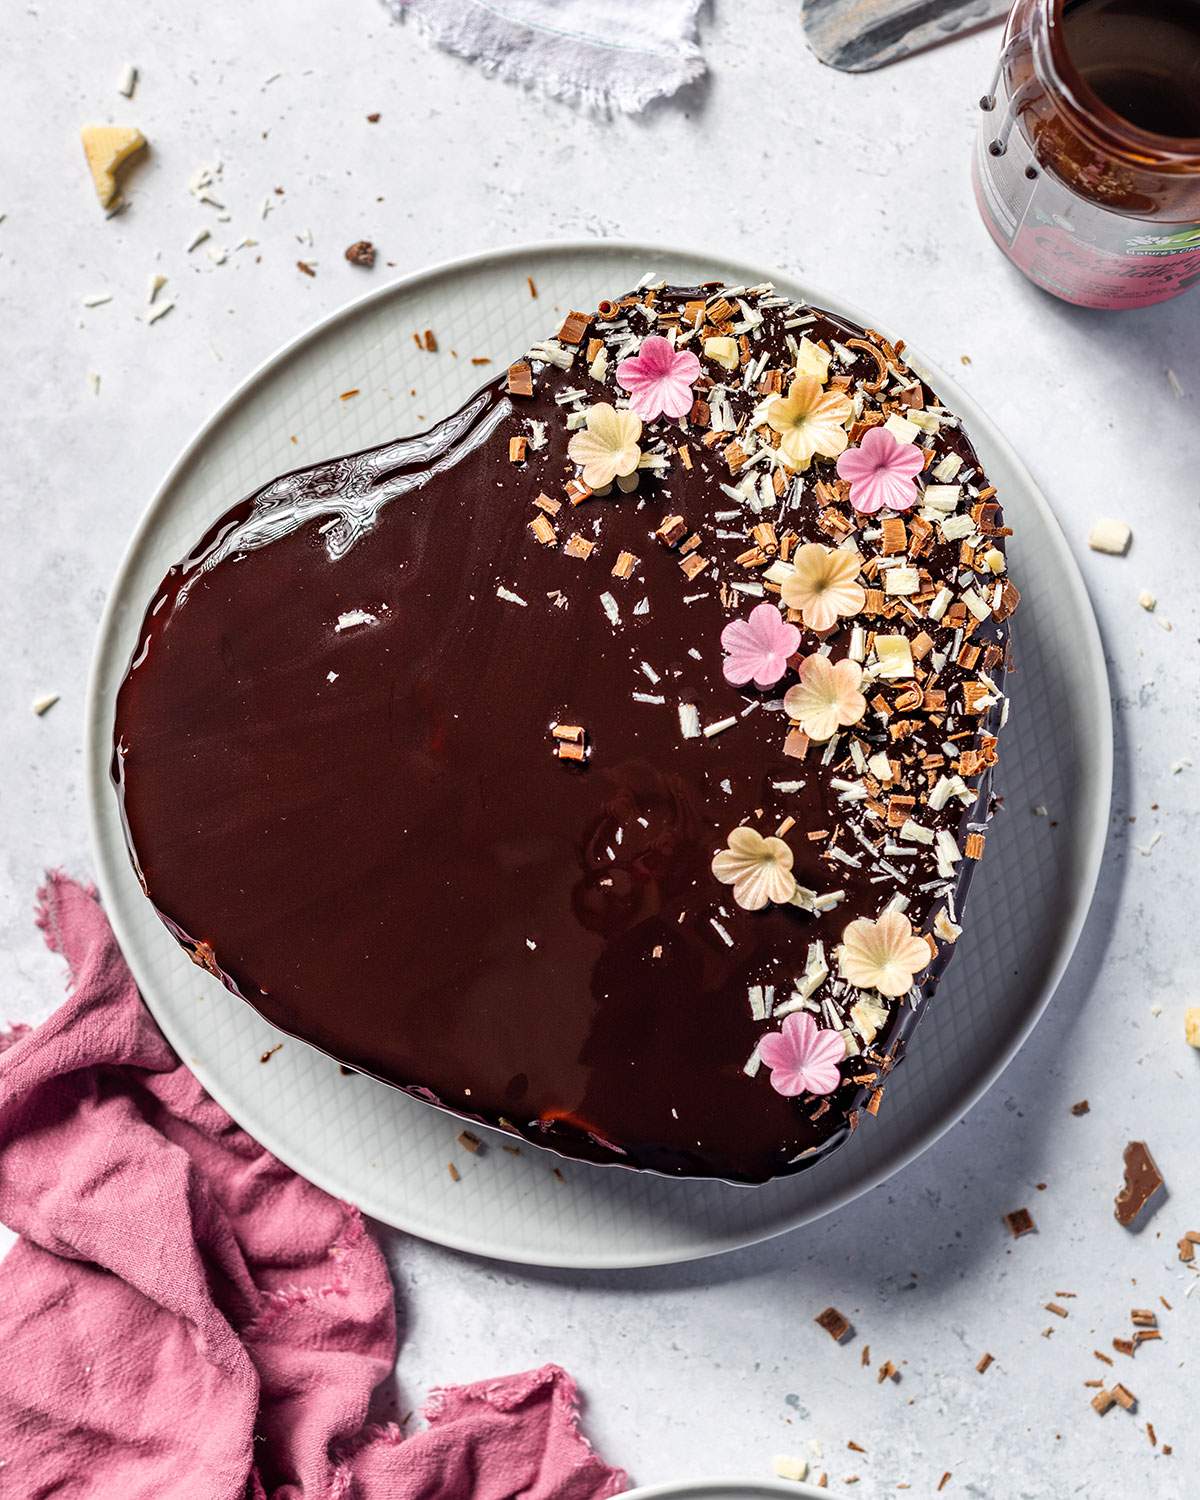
xmin=0 ymin=873 xmax=628 ymax=1500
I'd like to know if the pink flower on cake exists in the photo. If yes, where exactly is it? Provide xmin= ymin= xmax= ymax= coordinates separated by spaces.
xmin=837 ymin=909 xmax=932 ymax=998
xmin=758 ymin=1012 xmax=845 ymax=1098
xmin=711 ymin=826 xmax=796 ymax=911
xmin=836 ymin=426 xmax=924 ymax=514
xmin=616 ymin=335 xmax=701 ymax=422
xmin=720 ymin=602 xmax=801 ymax=689
xmin=780 ymin=542 xmax=865 ymax=633
xmin=783 ymin=654 xmax=866 ymax=742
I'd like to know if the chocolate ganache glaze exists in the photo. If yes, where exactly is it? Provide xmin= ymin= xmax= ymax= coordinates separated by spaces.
xmin=113 ymin=280 xmax=1018 ymax=1183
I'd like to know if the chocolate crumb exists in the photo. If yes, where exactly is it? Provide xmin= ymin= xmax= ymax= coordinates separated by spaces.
xmin=1111 ymin=1383 xmax=1137 ymax=1411
xmin=1092 ymin=1389 xmax=1116 ymax=1415
xmin=259 ymin=1042 xmax=283 ymax=1063
xmin=344 ymin=240 xmax=376 ymax=268
xmin=976 ymin=1352 xmax=993 ymax=1374
xmin=1070 ymin=1099 xmax=1090 ymax=1116
xmin=1004 ymin=1207 xmax=1036 ymax=1237
xmin=457 ymin=1130 xmax=483 ymax=1155
xmin=937 ymin=1474 xmax=951 ymax=1493
xmin=447 ymin=1161 xmax=460 ymax=1182
xmin=815 ymin=1307 xmax=852 ymax=1343
xmin=296 ymin=260 xmax=316 ymax=278
xmin=366 ymin=112 xmax=380 ymax=122
xmin=1114 ymin=1141 xmax=1164 ymax=1227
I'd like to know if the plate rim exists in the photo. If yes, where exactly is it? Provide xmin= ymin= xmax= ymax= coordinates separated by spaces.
xmin=623 ymin=1478 xmax=843 ymax=1500
xmin=85 ymin=237 xmax=1113 ymax=1268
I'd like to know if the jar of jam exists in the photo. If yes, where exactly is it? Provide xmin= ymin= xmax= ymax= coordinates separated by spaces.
xmin=973 ymin=0 xmax=1200 ymax=307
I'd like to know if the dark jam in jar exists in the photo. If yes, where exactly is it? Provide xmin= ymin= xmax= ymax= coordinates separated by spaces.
xmin=974 ymin=0 xmax=1200 ymax=307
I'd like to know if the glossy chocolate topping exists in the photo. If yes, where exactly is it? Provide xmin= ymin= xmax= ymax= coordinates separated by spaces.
xmin=113 ymin=282 xmax=1016 ymax=1183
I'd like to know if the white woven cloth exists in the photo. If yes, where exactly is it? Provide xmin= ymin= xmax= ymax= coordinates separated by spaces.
xmin=385 ymin=0 xmax=707 ymax=113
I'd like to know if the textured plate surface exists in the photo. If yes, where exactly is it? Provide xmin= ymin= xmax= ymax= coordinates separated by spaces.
xmin=86 ymin=241 xmax=1111 ymax=1269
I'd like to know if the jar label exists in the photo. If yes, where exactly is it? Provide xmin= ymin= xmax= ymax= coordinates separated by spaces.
xmin=974 ymin=121 xmax=1200 ymax=309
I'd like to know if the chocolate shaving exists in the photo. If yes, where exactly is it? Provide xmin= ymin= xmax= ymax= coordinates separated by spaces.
xmin=1004 ymin=1207 xmax=1036 ymax=1238
xmin=815 ymin=1307 xmax=852 ymax=1343
xmin=1114 ymin=1141 xmax=1164 ymax=1227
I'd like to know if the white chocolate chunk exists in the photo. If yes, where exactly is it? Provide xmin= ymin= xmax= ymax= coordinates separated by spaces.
xmin=794 ymin=335 xmax=831 ymax=383
xmin=1088 ymin=517 xmax=1131 ymax=555
xmin=81 ymin=124 xmax=146 ymax=207
xmin=874 ymin=634 xmax=914 ymax=679
xmin=883 ymin=412 xmax=921 ymax=445
xmin=703 ymin=336 xmax=739 ymax=371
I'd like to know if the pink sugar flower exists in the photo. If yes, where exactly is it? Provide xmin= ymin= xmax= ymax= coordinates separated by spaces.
xmin=757 ymin=1011 xmax=845 ymax=1098
xmin=836 ymin=426 xmax=924 ymax=514
xmin=616 ymin=335 xmax=701 ymax=422
xmin=720 ymin=602 xmax=801 ymax=689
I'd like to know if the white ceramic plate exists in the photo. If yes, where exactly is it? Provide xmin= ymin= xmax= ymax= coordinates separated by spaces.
xmin=86 ymin=241 xmax=1111 ymax=1269
xmin=624 ymin=1480 xmax=842 ymax=1500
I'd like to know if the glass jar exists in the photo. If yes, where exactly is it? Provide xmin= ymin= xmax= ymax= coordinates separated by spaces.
xmin=973 ymin=0 xmax=1200 ymax=308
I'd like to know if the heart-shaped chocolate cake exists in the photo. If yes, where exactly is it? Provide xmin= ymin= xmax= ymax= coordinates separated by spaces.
xmin=113 ymin=279 xmax=1017 ymax=1183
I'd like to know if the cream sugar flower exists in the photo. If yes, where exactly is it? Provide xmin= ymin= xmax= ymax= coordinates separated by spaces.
xmin=566 ymin=402 xmax=642 ymax=491
xmin=783 ymin=654 xmax=866 ymax=743
xmin=780 ymin=542 xmax=865 ymax=633
xmin=711 ymin=826 xmax=796 ymax=912
xmin=838 ymin=909 xmax=932 ymax=998
xmin=766 ymin=375 xmax=852 ymax=471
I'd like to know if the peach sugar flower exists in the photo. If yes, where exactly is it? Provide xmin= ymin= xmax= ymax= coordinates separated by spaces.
xmin=566 ymin=403 xmax=642 ymax=490
xmin=837 ymin=909 xmax=932 ymax=998
xmin=711 ymin=826 xmax=796 ymax=912
xmin=766 ymin=375 xmax=853 ymax=471
xmin=780 ymin=542 xmax=865 ymax=633
xmin=783 ymin=654 xmax=866 ymax=742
